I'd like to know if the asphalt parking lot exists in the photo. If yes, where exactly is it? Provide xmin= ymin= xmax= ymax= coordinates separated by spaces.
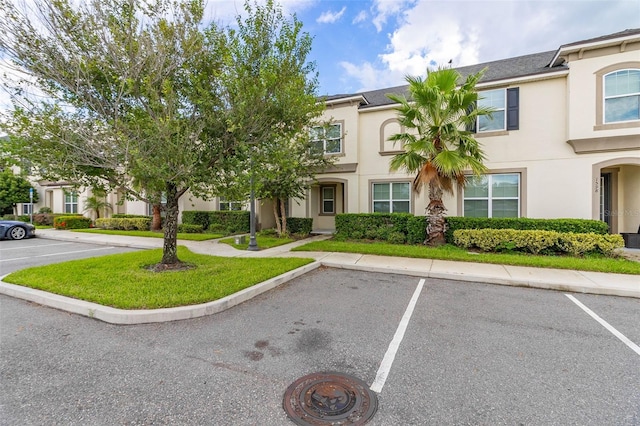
xmin=1 ymin=240 xmax=639 ymax=425
xmin=0 ymin=238 xmax=139 ymax=275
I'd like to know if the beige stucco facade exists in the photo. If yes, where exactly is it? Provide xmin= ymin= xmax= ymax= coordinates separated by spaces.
xmin=17 ymin=29 xmax=639 ymax=236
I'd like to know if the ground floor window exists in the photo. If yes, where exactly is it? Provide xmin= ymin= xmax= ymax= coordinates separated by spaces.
xmin=64 ymin=191 xmax=78 ymax=214
xmin=321 ymin=186 xmax=335 ymax=214
xmin=372 ymin=182 xmax=410 ymax=213
xmin=464 ymin=173 xmax=520 ymax=217
xmin=22 ymin=204 xmax=33 ymax=215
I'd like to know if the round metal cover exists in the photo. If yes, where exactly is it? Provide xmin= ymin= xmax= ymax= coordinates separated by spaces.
xmin=283 ymin=372 xmax=378 ymax=425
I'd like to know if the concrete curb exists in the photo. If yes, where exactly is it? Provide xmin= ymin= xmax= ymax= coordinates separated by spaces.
xmin=0 ymin=261 xmax=321 ymax=325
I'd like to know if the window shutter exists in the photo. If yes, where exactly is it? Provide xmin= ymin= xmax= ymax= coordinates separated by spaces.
xmin=507 ymin=88 xmax=519 ymax=130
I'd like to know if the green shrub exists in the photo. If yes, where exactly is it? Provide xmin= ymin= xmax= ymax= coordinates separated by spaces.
xmin=17 ymin=215 xmax=30 ymax=222
xmin=182 ymin=211 xmax=250 ymax=234
xmin=177 ymin=224 xmax=203 ymax=233
xmin=54 ymin=215 xmax=92 ymax=230
xmin=445 ymin=217 xmax=608 ymax=243
xmin=407 ymin=216 xmax=426 ymax=244
xmin=287 ymin=217 xmax=313 ymax=236
xmin=388 ymin=231 xmax=406 ymax=245
xmin=112 ymin=214 xmax=151 ymax=219
xmin=335 ymin=213 xmax=412 ymax=240
xmin=95 ymin=217 xmax=150 ymax=230
xmin=259 ymin=228 xmax=278 ymax=237
xmin=454 ymin=228 xmax=623 ymax=256
xmin=38 ymin=207 xmax=52 ymax=214
xmin=207 ymin=223 xmax=228 ymax=234
xmin=33 ymin=213 xmax=54 ymax=226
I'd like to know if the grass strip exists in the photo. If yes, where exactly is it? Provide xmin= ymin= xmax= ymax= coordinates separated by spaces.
xmin=3 ymin=247 xmax=314 ymax=309
xmin=72 ymin=228 xmax=223 ymax=241
xmin=293 ymin=239 xmax=640 ymax=275
xmin=219 ymin=235 xmax=294 ymax=250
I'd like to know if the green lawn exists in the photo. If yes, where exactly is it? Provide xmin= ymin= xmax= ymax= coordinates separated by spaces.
xmin=293 ymin=239 xmax=640 ymax=275
xmin=73 ymin=228 xmax=223 ymax=241
xmin=3 ymin=247 xmax=314 ymax=309
xmin=219 ymin=234 xmax=294 ymax=250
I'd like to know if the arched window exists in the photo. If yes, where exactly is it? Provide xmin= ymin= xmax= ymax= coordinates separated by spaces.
xmin=604 ymin=69 xmax=640 ymax=123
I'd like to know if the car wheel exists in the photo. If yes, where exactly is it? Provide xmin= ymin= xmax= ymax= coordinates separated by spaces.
xmin=9 ymin=226 xmax=27 ymax=240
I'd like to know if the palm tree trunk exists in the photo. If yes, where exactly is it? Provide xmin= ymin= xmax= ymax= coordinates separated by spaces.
xmin=425 ymin=181 xmax=447 ymax=246
xmin=272 ymin=200 xmax=282 ymax=235
xmin=151 ymin=204 xmax=162 ymax=231
xmin=280 ymin=198 xmax=288 ymax=236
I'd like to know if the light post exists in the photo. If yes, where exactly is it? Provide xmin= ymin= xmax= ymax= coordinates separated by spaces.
xmin=247 ymin=143 xmax=259 ymax=251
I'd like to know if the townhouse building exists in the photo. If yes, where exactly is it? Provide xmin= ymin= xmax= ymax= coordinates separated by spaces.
xmin=17 ymin=28 xmax=640 ymax=238
xmin=291 ymin=28 xmax=640 ymax=236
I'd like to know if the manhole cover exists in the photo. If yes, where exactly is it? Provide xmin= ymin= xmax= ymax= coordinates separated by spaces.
xmin=283 ymin=372 xmax=378 ymax=425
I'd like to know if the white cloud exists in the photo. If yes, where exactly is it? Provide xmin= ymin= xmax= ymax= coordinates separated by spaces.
xmin=338 ymin=0 xmax=638 ymax=93
xmin=371 ymin=0 xmax=411 ymax=32
xmin=316 ymin=6 xmax=347 ymax=24
xmin=353 ymin=10 xmax=368 ymax=24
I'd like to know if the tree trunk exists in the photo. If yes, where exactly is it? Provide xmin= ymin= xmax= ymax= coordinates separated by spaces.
xmin=272 ymin=199 xmax=282 ymax=236
xmin=151 ymin=204 xmax=162 ymax=231
xmin=280 ymin=198 xmax=288 ymax=236
xmin=425 ymin=181 xmax=447 ymax=246
xmin=161 ymin=182 xmax=180 ymax=265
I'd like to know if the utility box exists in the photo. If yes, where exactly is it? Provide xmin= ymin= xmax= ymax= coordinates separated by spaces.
xmin=234 ymin=235 xmax=246 ymax=244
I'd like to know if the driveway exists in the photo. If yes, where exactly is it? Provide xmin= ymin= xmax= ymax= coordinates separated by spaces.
xmin=1 ymin=267 xmax=639 ymax=425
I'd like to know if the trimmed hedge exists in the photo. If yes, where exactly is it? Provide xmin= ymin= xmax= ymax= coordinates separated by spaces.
xmin=445 ymin=217 xmax=608 ymax=243
xmin=54 ymin=215 xmax=92 ymax=230
xmin=182 ymin=210 xmax=250 ymax=234
xmin=177 ymin=224 xmax=204 ymax=233
xmin=335 ymin=213 xmax=413 ymax=241
xmin=112 ymin=214 xmax=152 ymax=219
xmin=95 ymin=217 xmax=151 ymax=230
xmin=454 ymin=229 xmax=624 ymax=256
xmin=287 ymin=217 xmax=313 ymax=236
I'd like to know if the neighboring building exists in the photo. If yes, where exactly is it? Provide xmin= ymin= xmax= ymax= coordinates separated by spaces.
xmin=16 ymin=29 xmax=640 ymax=236
xmin=289 ymin=28 xmax=640 ymax=235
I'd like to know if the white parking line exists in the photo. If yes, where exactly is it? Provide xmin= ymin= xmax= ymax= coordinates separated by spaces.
xmin=370 ymin=278 xmax=425 ymax=393
xmin=0 ymin=242 xmax=75 ymax=251
xmin=565 ymin=294 xmax=640 ymax=356
xmin=0 ymin=247 xmax=115 ymax=262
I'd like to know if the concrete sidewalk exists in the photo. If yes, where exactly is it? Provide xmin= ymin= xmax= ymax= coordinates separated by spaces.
xmin=1 ymin=228 xmax=638 ymax=324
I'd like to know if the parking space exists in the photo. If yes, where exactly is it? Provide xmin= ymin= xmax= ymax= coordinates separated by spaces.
xmin=0 ymin=238 xmax=139 ymax=275
xmin=2 ymin=265 xmax=639 ymax=425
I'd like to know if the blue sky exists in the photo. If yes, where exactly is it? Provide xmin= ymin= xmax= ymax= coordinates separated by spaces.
xmin=207 ymin=0 xmax=640 ymax=96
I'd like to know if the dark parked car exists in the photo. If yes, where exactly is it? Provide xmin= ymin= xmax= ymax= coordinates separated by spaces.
xmin=0 ymin=220 xmax=36 ymax=240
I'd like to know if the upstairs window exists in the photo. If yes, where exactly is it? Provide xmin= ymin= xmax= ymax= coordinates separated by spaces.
xmin=604 ymin=69 xmax=640 ymax=123
xmin=310 ymin=123 xmax=342 ymax=155
xmin=477 ymin=88 xmax=519 ymax=132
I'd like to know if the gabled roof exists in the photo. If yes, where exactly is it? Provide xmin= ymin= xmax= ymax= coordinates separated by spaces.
xmin=326 ymin=28 xmax=640 ymax=110
xmin=549 ymin=28 xmax=640 ymax=66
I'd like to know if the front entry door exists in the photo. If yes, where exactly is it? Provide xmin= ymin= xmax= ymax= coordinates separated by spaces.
xmin=600 ymin=173 xmax=612 ymax=232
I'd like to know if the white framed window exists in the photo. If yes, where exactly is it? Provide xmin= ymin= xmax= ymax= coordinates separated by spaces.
xmin=372 ymin=182 xmax=410 ymax=213
xmin=478 ymin=89 xmax=506 ymax=132
xmin=219 ymin=197 xmax=244 ymax=211
xmin=321 ymin=186 xmax=335 ymax=215
xmin=464 ymin=173 xmax=520 ymax=218
xmin=64 ymin=191 xmax=78 ymax=214
xmin=22 ymin=204 xmax=33 ymax=215
xmin=604 ymin=69 xmax=640 ymax=123
xmin=310 ymin=123 xmax=342 ymax=154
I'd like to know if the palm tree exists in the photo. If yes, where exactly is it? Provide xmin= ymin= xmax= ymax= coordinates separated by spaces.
xmin=387 ymin=67 xmax=493 ymax=246
xmin=83 ymin=193 xmax=112 ymax=220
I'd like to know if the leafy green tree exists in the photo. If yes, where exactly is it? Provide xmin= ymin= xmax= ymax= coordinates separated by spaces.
xmin=0 ymin=0 xmax=236 ymax=266
xmin=224 ymin=0 xmax=328 ymax=236
xmin=0 ymin=170 xmax=38 ymax=215
xmin=387 ymin=67 xmax=492 ymax=246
